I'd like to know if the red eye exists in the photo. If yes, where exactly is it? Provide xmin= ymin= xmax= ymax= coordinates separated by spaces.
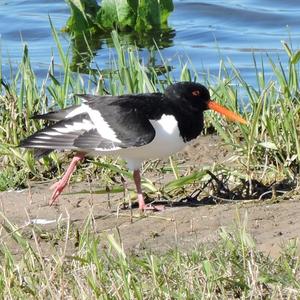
xmin=192 ymin=90 xmax=200 ymax=96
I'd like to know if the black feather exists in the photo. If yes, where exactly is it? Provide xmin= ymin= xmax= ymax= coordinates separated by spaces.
xmin=32 ymin=105 xmax=81 ymax=121
xmin=33 ymin=149 xmax=54 ymax=159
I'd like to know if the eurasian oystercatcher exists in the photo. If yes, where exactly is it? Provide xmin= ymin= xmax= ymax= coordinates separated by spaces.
xmin=20 ymin=82 xmax=246 ymax=210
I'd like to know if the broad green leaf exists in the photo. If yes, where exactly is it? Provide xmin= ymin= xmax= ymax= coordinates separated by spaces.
xmin=135 ymin=0 xmax=161 ymax=31
xmin=65 ymin=0 xmax=99 ymax=34
xmin=97 ymin=0 xmax=137 ymax=31
xmin=202 ymin=260 xmax=213 ymax=277
xmin=66 ymin=0 xmax=173 ymax=33
xmin=67 ymin=0 xmax=87 ymax=18
xmin=160 ymin=0 xmax=174 ymax=25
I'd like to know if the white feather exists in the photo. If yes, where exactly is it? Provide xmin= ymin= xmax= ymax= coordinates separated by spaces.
xmin=44 ymin=131 xmax=63 ymax=136
xmin=82 ymin=103 xmax=122 ymax=143
xmin=38 ymin=136 xmax=53 ymax=140
xmin=51 ymin=119 xmax=95 ymax=134
xmin=92 ymin=114 xmax=185 ymax=170
xmin=65 ymin=105 xmax=86 ymax=118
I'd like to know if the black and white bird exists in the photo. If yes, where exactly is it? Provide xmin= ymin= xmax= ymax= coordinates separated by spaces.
xmin=20 ymin=82 xmax=246 ymax=210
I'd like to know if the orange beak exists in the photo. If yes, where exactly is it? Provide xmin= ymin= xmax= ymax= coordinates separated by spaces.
xmin=207 ymin=100 xmax=247 ymax=125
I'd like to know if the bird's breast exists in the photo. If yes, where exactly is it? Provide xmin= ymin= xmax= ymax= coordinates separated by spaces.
xmin=142 ymin=114 xmax=186 ymax=157
xmin=120 ymin=114 xmax=186 ymax=169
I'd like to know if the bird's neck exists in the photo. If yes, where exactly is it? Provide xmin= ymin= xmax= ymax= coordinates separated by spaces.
xmin=175 ymin=112 xmax=204 ymax=142
xmin=163 ymin=100 xmax=205 ymax=142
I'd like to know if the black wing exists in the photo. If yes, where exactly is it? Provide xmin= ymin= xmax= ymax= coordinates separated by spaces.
xmin=20 ymin=113 xmax=124 ymax=156
xmin=78 ymin=93 xmax=167 ymax=147
xmin=32 ymin=105 xmax=81 ymax=121
xmin=20 ymin=93 xmax=167 ymax=156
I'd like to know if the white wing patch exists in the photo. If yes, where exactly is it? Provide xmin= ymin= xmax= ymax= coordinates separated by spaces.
xmin=82 ymin=102 xmax=122 ymax=143
xmin=50 ymin=119 xmax=95 ymax=135
xmin=65 ymin=105 xmax=87 ymax=119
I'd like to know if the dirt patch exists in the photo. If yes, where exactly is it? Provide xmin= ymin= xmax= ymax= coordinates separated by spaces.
xmin=1 ymin=135 xmax=299 ymax=257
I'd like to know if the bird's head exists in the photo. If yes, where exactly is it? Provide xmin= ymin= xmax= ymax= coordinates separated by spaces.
xmin=165 ymin=82 xmax=247 ymax=125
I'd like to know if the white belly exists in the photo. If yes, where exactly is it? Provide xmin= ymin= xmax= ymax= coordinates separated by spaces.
xmin=95 ymin=115 xmax=186 ymax=170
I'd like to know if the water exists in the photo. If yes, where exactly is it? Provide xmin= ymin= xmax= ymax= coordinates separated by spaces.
xmin=1 ymin=0 xmax=300 ymax=86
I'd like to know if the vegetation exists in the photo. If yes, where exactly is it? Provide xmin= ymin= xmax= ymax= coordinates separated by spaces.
xmin=1 ymin=8 xmax=300 ymax=299
xmin=64 ymin=0 xmax=174 ymax=35
xmin=0 ymin=212 xmax=299 ymax=299
xmin=0 ymin=26 xmax=300 ymax=197
xmin=64 ymin=0 xmax=175 ymax=71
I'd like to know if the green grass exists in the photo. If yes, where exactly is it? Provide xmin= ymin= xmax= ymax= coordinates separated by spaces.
xmin=0 ymin=211 xmax=299 ymax=299
xmin=1 ymin=31 xmax=299 ymax=199
xmin=0 ymin=27 xmax=300 ymax=172
xmin=1 ymin=28 xmax=300 ymax=192
xmin=1 ymin=25 xmax=300 ymax=299
xmin=0 ymin=167 xmax=27 ymax=191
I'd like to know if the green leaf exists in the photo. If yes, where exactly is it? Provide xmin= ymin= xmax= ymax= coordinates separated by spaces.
xmin=65 ymin=0 xmax=174 ymax=34
xmin=291 ymin=50 xmax=300 ymax=64
xmin=164 ymin=170 xmax=206 ymax=192
xmin=135 ymin=0 xmax=161 ymax=31
xmin=142 ymin=181 xmax=158 ymax=193
xmin=68 ymin=0 xmax=88 ymax=19
xmin=92 ymin=160 xmax=132 ymax=178
xmin=96 ymin=0 xmax=173 ymax=32
xmin=202 ymin=260 xmax=213 ymax=277
xmin=281 ymin=41 xmax=293 ymax=58
xmin=65 ymin=0 xmax=99 ymax=34
xmin=97 ymin=0 xmax=137 ymax=31
xmin=159 ymin=0 xmax=174 ymax=25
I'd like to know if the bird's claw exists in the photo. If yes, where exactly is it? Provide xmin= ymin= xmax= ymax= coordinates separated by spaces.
xmin=49 ymin=179 xmax=68 ymax=206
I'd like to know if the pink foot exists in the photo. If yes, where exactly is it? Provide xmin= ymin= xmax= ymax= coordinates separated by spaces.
xmin=49 ymin=178 xmax=69 ymax=205
xmin=49 ymin=152 xmax=85 ymax=206
xmin=133 ymin=169 xmax=165 ymax=212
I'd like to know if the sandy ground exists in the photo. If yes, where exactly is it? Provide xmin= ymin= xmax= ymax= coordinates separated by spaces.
xmin=1 ymin=135 xmax=299 ymax=257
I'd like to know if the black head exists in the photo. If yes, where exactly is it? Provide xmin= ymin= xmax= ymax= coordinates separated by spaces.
xmin=164 ymin=82 xmax=211 ymax=111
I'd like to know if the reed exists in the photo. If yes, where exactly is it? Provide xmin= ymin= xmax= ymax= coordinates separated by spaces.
xmin=1 ymin=27 xmax=300 ymax=299
xmin=0 ymin=27 xmax=299 ymax=196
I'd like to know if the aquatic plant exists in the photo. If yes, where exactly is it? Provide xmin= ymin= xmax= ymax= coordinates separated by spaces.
xmin=64 ymin=0 xmax=174 ymax=35
xmin=64 ymin=0 xmax=175 ymax=71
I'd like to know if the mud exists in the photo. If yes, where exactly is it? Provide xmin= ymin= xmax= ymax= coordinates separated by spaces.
xmin=1 ymin=135 xmax=299 ymax=257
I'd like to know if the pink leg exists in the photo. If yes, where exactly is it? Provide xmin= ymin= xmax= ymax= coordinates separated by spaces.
xmin=133 ymin=169 xmax=165 ymax=211
xmin=49 ymin=152 xmax=85 ymax=205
